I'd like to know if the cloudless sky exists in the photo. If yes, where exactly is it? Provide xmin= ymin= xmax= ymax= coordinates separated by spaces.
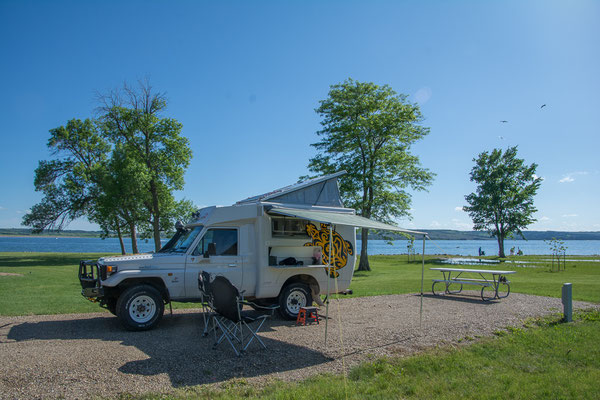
xmin=1 ymin=0 xmax=598 ymax=232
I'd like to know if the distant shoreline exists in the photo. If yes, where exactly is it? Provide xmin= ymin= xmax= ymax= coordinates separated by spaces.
xmin=3 ymin=229 xmax=600 ymax=241
xmin=4 ymin=234 xmax=600 ymax=241
xmin=0 ymin=234 xmax=111 ymax=239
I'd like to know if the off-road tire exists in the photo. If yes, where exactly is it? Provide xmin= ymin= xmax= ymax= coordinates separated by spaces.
xmin=116 ymin=285 xmax=164 ymax=331
xmin=278 ymin=283 xmax=312 ymax=320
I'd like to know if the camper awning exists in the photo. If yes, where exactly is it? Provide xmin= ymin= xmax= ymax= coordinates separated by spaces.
xmin=267 ymin=207 xmax=427 ymax=235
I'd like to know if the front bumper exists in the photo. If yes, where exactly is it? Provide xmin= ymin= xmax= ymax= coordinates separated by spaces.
xmin=79 ymin=260 xmax=107 ymax=298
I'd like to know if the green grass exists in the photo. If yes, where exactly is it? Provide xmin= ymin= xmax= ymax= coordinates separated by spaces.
xmin=124 ymin=309 xmax=600 ymax=399
xmin=0 ymin=252 xmax=598 ymax=316
xmin=348 ymin=254 xmax=600 ymax=303
xmin=0 ymin=252 xmax=112 ymax=315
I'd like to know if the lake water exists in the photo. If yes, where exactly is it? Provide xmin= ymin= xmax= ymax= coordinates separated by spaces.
xmin=0 ymin=236 xmax=599 ymax=256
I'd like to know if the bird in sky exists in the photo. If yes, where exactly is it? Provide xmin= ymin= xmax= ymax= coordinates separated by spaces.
xmin=541 ymin=104 xmax=546 ymax=108
xmin=500 ymin=120 xmax=508 ymax=123
xmin=498 ymin=136 xmax=505 ymax=140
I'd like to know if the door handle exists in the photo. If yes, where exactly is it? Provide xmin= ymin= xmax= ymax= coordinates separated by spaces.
xmin=228 ymin=264 xmax=237 ymax=268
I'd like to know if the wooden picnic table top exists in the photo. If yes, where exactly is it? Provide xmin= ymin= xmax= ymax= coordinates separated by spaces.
xmin=430 ymin=267 xmax=516 ymax=275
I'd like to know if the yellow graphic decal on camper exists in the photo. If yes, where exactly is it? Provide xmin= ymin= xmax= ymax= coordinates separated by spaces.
xmin=304 ymin=223 xmax=354 ymax=278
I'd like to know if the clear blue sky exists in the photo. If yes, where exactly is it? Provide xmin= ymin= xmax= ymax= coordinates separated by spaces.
xmin=1 ymin=0 xmax=598 ymax=232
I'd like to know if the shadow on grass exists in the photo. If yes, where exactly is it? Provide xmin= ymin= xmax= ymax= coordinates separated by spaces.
xmin=0 ymin=254 xmax=106 ymax=268
xmin=6 ymin=311 xmax=329 ymax=387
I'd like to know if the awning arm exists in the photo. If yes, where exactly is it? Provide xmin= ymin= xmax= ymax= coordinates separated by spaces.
xmin=266 ymin=206 xmax=427 ymax=236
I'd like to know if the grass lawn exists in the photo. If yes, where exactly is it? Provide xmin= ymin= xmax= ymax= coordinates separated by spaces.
xmin=349 ymin=254 xmax=600 ymax=304
xmin=0 ymin=252 xmax=598 ymax=316
xmin=130 ymin=310 xmax=600 ymax=399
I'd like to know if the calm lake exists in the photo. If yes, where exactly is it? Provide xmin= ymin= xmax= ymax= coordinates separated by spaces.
xmin=0 ymin=236 xmax=598 ymax=256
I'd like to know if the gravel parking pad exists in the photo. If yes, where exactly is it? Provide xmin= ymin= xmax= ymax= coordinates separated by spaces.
xmin=1 ymin=292 xmax=597 ymax=399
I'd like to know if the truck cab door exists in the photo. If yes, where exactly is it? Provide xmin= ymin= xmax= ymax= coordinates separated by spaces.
xmin=184 ymin=227 xmax=243 ymax=298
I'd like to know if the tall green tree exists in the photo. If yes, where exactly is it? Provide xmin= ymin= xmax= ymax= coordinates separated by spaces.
xmin=92 ymin=144 xmax=151 ymax=254
xmin=98 ymin=81 xmax=193 ymax=251
xmin=24 ymin=81 xmax=195 ymax=253
xmin=464 ymin=146 xmax=542 ymax=258
xmin=307 ymin=79 xmax=434 ymax=271
xmin=23 ymin=119 xmax=109 ymax=233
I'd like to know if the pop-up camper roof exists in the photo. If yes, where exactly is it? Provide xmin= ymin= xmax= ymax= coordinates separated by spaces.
xmin=238 ymin=172 xmax=426 ymax=235
xmin=236 ymin=171 xmax=346 ymax=208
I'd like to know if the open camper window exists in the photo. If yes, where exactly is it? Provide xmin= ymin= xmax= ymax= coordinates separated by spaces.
xmin=271 ymin=216 xmax=309 ymax=237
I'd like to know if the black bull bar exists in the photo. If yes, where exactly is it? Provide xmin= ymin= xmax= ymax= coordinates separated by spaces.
xmin=78 ymin=260 xmax=105 ymax=298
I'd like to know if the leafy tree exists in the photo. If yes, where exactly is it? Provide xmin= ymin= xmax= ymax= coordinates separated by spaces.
xmin=307 ymin=78 xmax=434 ymax=271
xmin=23 ymin=119 xmax=109 ymax=233
xmin=92 ymin=144 xmax=151 ymax=254
xmin=24 ymin=81 xmax=195 ymax=253
xmin=464 ymin=146 xmax=542 ymax=258
xmin=97 ymin=81 xmax=193 ymax=251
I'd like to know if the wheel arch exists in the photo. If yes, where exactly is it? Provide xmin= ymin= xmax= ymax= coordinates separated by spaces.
xmin=278 ymin=274 xmax=320 ymax=298
xmin=115 ymin=278 xmax=170 ymax=303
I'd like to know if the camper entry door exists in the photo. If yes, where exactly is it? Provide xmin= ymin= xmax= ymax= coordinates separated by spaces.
xmin=184 ymin=227 xmax=243 ymax=298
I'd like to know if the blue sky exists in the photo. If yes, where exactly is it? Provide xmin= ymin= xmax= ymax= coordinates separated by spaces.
xmin=1 ymin=0 xmax=598 ymax=232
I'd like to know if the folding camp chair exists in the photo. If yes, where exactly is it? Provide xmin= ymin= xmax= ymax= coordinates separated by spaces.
xmin=197 ymin=272 xmax=212 ymax=337
xmin=198 ymin=271 xmax=278 ymax=356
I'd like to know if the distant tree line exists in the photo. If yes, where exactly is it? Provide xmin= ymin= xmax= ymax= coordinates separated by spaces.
xmin=358 ymin=230 xmax=600 ymax=241
xmin=23 ymin=81 xmax=195 ymax=254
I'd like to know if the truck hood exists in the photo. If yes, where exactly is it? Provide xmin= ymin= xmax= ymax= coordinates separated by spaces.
xmin=98 ymin=253 xmax=185 ymax=270
xmin=100 ymin=254 xmax=155 ymax=264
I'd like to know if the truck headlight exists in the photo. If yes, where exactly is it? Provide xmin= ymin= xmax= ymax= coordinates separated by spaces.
xmin=106 ymin=265 xmax=118 ymax=275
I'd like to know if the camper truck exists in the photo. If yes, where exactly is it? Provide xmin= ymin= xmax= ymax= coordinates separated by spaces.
xmin=79 ymin=172 xmax=415 ymax=331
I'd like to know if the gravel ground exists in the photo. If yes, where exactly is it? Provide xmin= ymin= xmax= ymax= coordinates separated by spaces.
xmin=1 ymin=292 xmax=597 ymax=399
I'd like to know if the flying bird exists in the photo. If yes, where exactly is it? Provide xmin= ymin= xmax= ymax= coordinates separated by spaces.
xmin=541 ymin=104 xmax=546 ymax=108
xmin=498 ymin=136 xmax=505 ymax=140
xmin=500 ymin=120 xmax=508 ymax=123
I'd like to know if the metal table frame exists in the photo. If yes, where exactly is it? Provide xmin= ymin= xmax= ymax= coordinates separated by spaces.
xmin=429 ymin=267 xmax=516 ymax=301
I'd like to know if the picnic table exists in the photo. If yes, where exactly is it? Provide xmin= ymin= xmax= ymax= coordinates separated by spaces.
xmin=429 ymin=267 xmax=516 ymax=301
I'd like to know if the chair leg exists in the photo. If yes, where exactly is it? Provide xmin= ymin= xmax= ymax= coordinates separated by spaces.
xmin=212 ymin=317 xmax=244 ymax=356
xmin=242 ymin=317 xmax=269 ymax=351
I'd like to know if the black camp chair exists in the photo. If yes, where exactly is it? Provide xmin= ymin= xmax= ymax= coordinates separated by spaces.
xmin=198 ymin=271 xmax=278 ymax=356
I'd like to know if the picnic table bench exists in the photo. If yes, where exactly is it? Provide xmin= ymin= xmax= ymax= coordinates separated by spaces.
xmin=429 ymin=267 xmax=516 ymax=301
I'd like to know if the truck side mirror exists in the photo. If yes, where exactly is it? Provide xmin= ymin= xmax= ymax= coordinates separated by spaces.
xmin=204 ymin=242 xmax=217 ymax=258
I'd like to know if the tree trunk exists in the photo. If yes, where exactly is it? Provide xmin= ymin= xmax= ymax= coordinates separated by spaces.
xmin=129 ymin=222 xmax=139 ymax=254
xmin=115 ymin=220 xmax=126 ymax=255
xmin=357 ymin=228 xmax=371 ymax=271
xmin=497 ymin=235 xmax=505 ymax=258
xmin=149 ymin=180 xmax=162 ymax=252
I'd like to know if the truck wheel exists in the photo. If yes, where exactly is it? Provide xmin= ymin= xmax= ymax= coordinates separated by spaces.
xmin=116 ymin=285 xmax=164 ymax=331
xmin=278 ymin=283 xmax=312 ymax=320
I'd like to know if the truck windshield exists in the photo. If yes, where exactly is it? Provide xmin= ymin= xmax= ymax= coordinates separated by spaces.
xmin=158 ymin=226 xmax=204 ymax=253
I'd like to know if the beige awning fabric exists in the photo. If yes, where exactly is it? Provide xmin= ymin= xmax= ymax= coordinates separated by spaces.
xmin=267 ymin=206 xmax=427 ymax=235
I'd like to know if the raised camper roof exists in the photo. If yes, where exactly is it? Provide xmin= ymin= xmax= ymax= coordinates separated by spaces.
xmin=235 ymin=171 xmax=426 ymax=235
xmin=190 ymin=172 xmax=425 ymax=235
xmin=236 ymin=171 xmax=346 ymax=208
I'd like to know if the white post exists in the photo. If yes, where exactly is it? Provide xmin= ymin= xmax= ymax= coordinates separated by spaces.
xmin=420 ymin=235 xmax=426 ymax=329
xmin=325 ymin=224 xmax=333 ymax=346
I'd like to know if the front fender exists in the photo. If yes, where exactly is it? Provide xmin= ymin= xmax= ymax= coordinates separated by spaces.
xmin=101 ymin=269 xmax=172 ymax=287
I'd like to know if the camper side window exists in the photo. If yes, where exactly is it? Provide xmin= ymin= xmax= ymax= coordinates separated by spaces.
xmin=194 ymin=228 xmax=238 ymax=256
xmin=271 ymin=217 xmax=309 ymax=237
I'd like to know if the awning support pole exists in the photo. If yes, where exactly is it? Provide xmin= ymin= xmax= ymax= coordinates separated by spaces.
xmin=325 ymin=224 xmax=333 ymax=346
xmin=420 ymin=235 xmax=426 ymax=330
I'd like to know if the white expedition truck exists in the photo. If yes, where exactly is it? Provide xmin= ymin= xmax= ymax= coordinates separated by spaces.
xmin=79 ymin=172 xmax=419 ymax=330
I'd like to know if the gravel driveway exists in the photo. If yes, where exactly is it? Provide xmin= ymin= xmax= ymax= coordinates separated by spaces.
xmin=1 ymin=292 xmax=597 ymax=399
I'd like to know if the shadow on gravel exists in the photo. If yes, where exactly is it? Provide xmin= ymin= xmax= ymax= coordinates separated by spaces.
xmin=7 ymin=311 xmax=329 ymax=387
xmin=418 ymin=293 xmax=499 ymax=305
